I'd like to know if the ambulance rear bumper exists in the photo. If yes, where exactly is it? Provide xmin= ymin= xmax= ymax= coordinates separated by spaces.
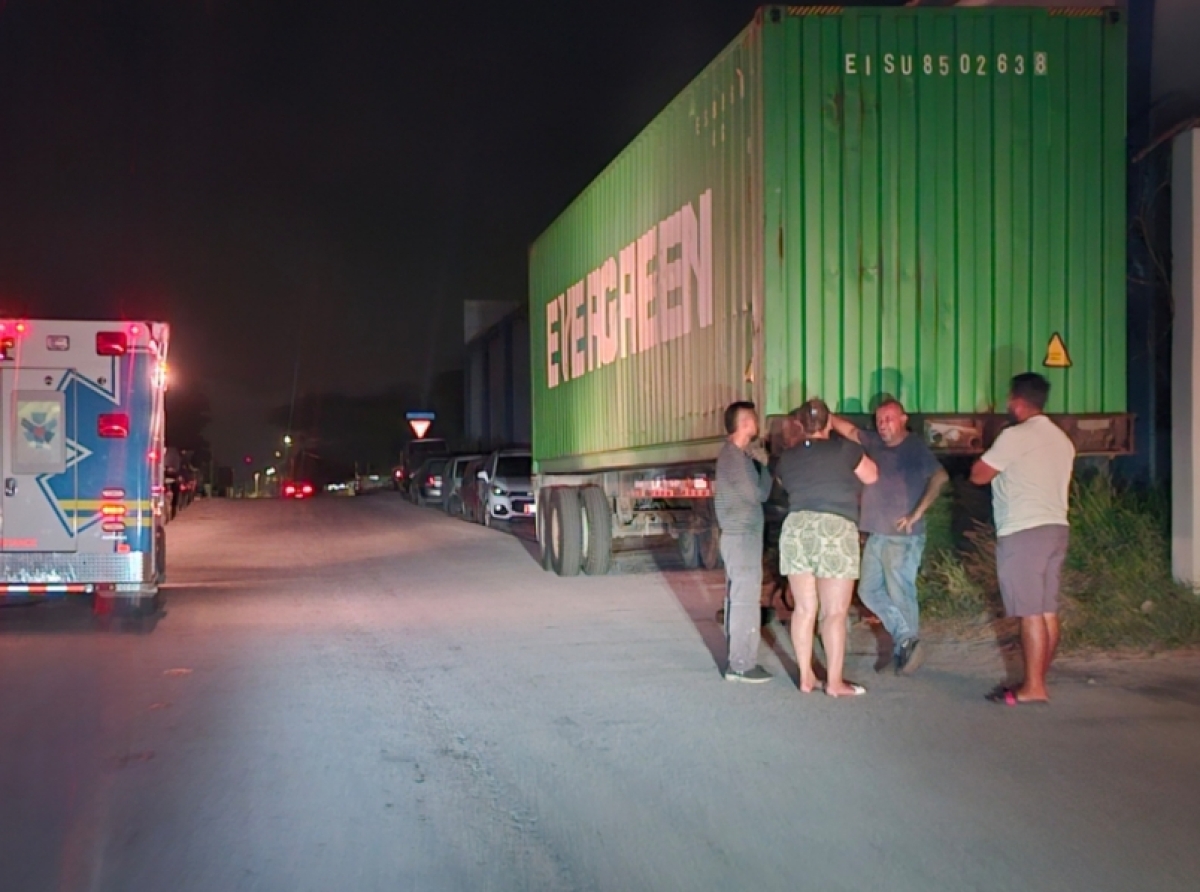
xmin=0 ymin=552 xmax=155 ymax=593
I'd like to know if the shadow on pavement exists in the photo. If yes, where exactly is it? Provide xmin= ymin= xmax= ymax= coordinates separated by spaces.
xmin=0 ymin=598 xmax=164 ymax=636
xmin=657 ymin=569 xmax=729 ymax=676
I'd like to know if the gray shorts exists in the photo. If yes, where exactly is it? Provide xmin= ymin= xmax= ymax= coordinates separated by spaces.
xmin=996 ymin=525 xmax=1070 ymax=618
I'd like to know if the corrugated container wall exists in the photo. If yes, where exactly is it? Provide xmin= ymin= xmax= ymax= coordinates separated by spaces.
xmin=464 ymin=308 xmax=532 ymax=451
xmin=530 ymin=6 xmax=1126 ymax=471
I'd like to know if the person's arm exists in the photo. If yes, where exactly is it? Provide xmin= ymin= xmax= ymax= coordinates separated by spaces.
xmin=897 ymin=465 xmax=950 ymax=534
xmin=756 ymin=463 xmax=773 ymax=502
xmin=719 ymin=448 xmax=764 ymax=506
xmin=969 ymin=460 xmax=998 ymax=486
xmin=829 ymin=414 xmax=862 ymax=444
xmin=971 ymin=428 xmax=1015 ymax=486
xmin=854 ymin=454 xmax=878 ymax=485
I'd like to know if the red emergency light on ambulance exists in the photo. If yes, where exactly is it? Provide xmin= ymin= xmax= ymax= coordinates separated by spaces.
xmin=0 ymin=320 xmax=170 ymax=615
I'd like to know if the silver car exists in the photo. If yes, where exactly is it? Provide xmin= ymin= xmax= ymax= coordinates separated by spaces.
xmin=443 ymin=454 xmax=481 ymax=516
xmin=478 ymin=450 xmax=534 ymax=527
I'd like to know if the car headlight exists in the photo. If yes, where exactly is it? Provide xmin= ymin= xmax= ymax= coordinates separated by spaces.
xmin=492 ymin=486 xmax=506 ymax=496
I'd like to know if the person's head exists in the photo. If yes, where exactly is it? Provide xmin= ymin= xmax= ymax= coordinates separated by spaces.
xmin=723 ymin=400 xmax=759 ymax=444
xmin=874 ymin=398 xmax=909 ymax=446
xmin=792 ymin=398 xmax=831 ymax=441
xmin=1008 ymin=373 xmax=1051 ymax=422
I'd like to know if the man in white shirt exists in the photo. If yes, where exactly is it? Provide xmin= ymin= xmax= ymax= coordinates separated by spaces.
xmin=970 ymin=373 xmax=1075 ymax=705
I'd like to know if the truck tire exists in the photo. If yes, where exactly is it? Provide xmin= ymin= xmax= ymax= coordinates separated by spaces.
xmin=580 ymin=486 xmax=613 ymax=576
xmin=549 ymin=487 xmax=583 ymax=577
xmin=700 ymin=528 xmax=723 ymax=570
xmin=678 ymin=530 xmax=702 ymax=569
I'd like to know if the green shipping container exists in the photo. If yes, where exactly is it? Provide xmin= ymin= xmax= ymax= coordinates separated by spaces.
xmin=530 ymin=5 xmax=1127 ymax=473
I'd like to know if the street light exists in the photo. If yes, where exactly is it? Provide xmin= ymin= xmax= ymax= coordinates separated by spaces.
xmin=283 ymin=435 xmax=293 ymax=446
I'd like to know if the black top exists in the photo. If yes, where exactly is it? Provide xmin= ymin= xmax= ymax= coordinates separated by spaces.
xmin=776 ymin=436 xmax=866 ymax=523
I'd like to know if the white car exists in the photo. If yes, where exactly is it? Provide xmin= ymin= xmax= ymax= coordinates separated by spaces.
xmin=477 ymin=450 xmax=534 ymax=527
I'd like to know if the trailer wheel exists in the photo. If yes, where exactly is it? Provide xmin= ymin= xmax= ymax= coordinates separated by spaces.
xmin=699 ymin=528 xmax=723 ymax=570
xmin=549 ymin=487 xmax=583 ymax=577
xmin=580 ymin=486 xmax=613 ymax=576
xmin=678 ymin=530 xmax=702 ymax=569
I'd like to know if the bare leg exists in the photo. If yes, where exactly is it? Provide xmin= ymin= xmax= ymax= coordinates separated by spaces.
xmin=818 ymin=577 xmax=857 ymax=696
xmin=1017 ymin=616 xmax=1051 ymax=701
xmin=787 ymin=573 xmax=820 ymax=692
xmin=1045 ymin=613 xmax=1061 ymax=671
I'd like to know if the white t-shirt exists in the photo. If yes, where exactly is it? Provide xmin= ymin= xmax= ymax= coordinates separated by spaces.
xmin=981 ymin=414 xmax=1075 ymax=537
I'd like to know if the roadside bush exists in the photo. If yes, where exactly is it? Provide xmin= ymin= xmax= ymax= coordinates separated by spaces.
xmin=918 ymin=474 xmax=1200 ymax=651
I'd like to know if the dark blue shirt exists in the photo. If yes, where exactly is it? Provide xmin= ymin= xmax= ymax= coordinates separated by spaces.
xmin=858 ymin=431 xmax=942 ymax=536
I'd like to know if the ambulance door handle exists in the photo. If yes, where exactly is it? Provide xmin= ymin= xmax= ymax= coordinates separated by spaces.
xmin=4 ymin=478 xmax=15 ymax=497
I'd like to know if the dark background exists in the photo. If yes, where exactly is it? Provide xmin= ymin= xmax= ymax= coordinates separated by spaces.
xmin=0 ymin=0 xmax=803 ymax=470
xmin=0 ymin=1 xmax=1194 ymax=477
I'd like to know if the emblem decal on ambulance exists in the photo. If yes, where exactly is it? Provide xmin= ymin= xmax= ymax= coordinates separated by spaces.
xmin=20 ymin=405 xmax=59 ymax=448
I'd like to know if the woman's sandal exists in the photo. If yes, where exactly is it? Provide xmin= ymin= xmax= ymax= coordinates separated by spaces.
xmin=985 ymin=687 xmax=1049 ymax=706
xmin=824 ymin=682 xmax=867 ymax=698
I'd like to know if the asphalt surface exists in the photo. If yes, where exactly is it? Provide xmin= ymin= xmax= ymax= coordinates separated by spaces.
xmin=3 ymin=494 xmax=1199 ymax=892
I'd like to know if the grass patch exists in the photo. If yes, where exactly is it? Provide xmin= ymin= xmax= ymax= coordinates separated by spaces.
xmin=918 ymin=475 xmax=1200 ymax=651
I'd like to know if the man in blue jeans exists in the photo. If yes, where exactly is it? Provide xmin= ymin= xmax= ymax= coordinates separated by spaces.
xmin=832 ymin=400 xmax=948 ymax=674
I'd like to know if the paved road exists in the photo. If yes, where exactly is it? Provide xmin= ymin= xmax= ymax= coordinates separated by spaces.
xmin=3 ymin=495 xmax=1199 ymax=892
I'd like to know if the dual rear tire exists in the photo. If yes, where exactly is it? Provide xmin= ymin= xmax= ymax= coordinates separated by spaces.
xmin=539 ymin=486 xmax=612 ymax=577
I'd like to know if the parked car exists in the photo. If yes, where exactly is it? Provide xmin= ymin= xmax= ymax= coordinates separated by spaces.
xmin=459 ymin=457 xmax=488 ymax=524
xmin=443 ymin=454 xmax=481 ymax=516
xmin=393 ymin=438 xmax=449 ymax=495
xmin=412 ymin=457 xmax=449 ymax=507
xmin=477 ymin=450 xmax=534 ymax=527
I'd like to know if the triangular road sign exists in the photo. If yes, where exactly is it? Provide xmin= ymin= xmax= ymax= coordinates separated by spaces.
xmin=409 ymin=419 xmax=432 ymax=439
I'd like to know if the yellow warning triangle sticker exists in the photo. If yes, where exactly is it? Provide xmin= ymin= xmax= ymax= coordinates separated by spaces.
xmin=1044 ymin=333 xmax=1072 ymax=369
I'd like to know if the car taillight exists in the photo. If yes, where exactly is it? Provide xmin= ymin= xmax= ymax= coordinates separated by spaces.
xmin=302 ymin=484 xmax=313 ymax=495
xmin=98 ymin=414 xmax=130 ymax=438
xmin=285 ymin=485 xmax=296 ymax=496
xmin=96 ymin=332 xmax=128 ymax=356
xmin=431 ymin=476 xmax=442 ymax=486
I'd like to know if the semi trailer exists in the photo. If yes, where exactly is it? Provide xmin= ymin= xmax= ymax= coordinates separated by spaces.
xmin=530 ymin=5 xmax=1130 ymax=576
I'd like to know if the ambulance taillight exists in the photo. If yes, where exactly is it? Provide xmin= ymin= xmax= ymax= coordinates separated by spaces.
xmin=98 ymin=413 xmax=130 ymax=438
xmin=96 ymin=332 xmax=128 ymax=356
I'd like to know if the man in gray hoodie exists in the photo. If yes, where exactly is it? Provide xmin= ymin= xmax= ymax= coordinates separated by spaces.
xmin=714 ymin=401 xmax=774 ymax=683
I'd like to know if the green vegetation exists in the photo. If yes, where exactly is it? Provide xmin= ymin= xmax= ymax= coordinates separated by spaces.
xmin=918 ymin=475 xmax=1200 ymax=651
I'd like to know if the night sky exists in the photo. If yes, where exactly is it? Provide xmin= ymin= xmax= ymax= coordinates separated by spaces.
xmin=13 ymin=1 xmax=1181 ymax=469
xmin=1 ymin=0 xmax=829 ymax=465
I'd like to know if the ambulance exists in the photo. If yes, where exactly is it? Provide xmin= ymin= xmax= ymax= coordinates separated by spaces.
xmin=0 ymin=320 xmax=169 ymax=615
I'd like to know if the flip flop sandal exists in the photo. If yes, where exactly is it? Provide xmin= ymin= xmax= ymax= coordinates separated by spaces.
xmin=985 ymin=687 xmax=1049 ymax=706
xmin=825 ymin=682 xmax=867 ymax=698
